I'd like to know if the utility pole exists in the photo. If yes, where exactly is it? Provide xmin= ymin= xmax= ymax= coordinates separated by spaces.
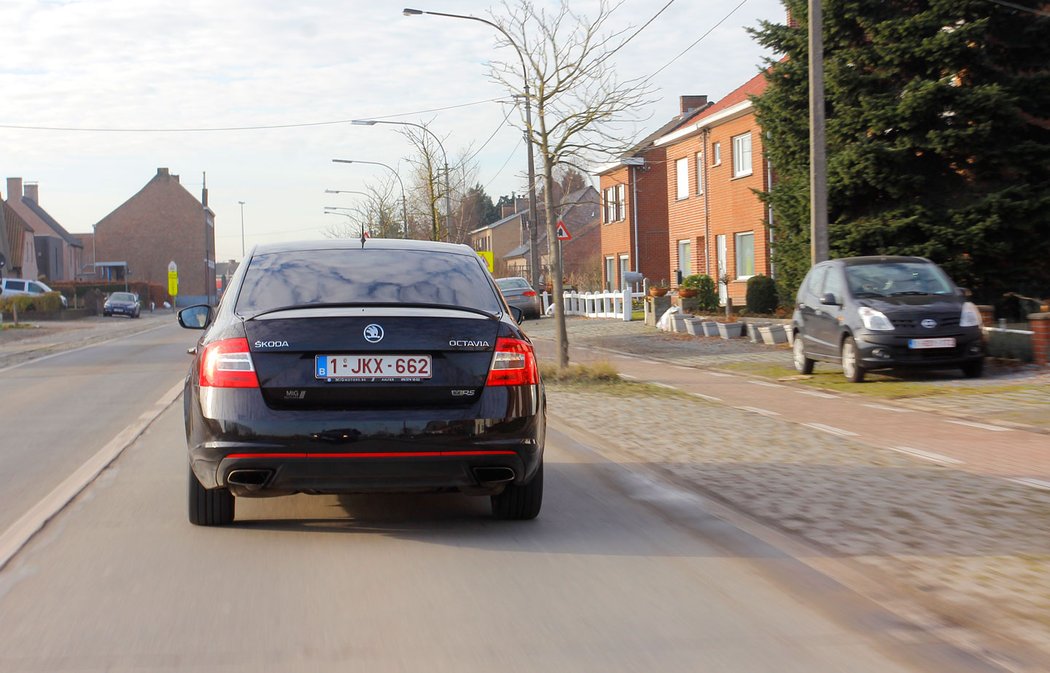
xmin=809 ymin=0 xmax=829 ymax=264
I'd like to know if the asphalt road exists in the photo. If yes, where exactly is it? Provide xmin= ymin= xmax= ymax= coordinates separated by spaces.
xmin=0 ymin=322 xmax=1007 ymax=672
xmin=0 ymin=320 xmax=199 ymax=533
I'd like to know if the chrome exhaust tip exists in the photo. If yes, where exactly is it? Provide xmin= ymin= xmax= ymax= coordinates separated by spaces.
xmin=226 ymin=469 xmax=273 ymax=492
xmin=473 ymin=466 xmax=516 ymax=485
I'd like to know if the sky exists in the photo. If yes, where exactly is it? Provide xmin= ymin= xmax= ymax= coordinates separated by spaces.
xmin=1 ymin=0 xmax=786 ymax=263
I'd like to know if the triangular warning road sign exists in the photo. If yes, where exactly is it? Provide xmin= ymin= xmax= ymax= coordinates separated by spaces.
xmin=556 ymin=220 xmax=572 ymax=241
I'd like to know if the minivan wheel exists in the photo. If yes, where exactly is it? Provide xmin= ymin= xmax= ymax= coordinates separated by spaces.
xmin=188 ymin=466 xmax=235 ymax=526
xmin=792 ymin=334 xmax=814 ymax=374
xmin=961 ymin=358 xmax=984 ymax=378
xmin=841 ymin=336 xmax=866 ymax=383
xmin=491 ymin=462 xmax=543 ymax=520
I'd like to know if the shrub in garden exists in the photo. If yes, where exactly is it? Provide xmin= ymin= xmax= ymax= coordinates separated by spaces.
xmin=746 ymin=274 xmax=778 ymax=314
xmin=681 ymin=274 xmax=718 ymax=312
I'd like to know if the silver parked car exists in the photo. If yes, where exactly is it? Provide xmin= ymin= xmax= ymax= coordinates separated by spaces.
xmin=495 ymin=276 xmax=542 ymax=320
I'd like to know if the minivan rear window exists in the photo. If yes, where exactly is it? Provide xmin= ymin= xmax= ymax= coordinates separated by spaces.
xmin=236 ymin=248 xmax=504 ymax=315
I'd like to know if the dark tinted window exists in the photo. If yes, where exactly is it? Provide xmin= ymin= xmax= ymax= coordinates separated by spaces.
xmin=236 ymin=248 xmax=504 ymax=315
xmin=822 ymin=266 xmax=846 ymax=301
xmin=4 ymin=280 xmax=26 ymax=292
xmin=845 ymin=262 xmax=953 ymax=297
xmin=110 ymin=292 xmax=137 ymax=302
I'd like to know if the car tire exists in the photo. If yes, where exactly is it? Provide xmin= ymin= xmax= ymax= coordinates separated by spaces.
xmin=792 ymin=332 xmax=815 ymax=375
xmin=961 ymin=358 xmax=984 ymax=378
xmin=491 ymin=462 xmax=543 ymax=520
xmin=188 ymin=465 xmax=235 ymax=526
xmin=841 ymin=336 xmax=866 ymax=383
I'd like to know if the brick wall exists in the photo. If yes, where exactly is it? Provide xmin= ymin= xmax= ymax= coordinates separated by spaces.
xmin=94 ymin=168 xmax=214 ymax=302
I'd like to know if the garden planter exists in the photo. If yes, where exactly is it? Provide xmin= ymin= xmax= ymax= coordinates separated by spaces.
xmin=717 ymin=322 xmax=745 ymax=339
xmin=678 ymin=288 xmax=698 ymax=298
xmin=649 ymin=287 xmax=669 ymax=297
xmin=759 ymin=325 xmax=788 ymax=345
xmin=746 ymin=322 xmax=766 ymax=343
xmin=701 ymin=321 xmax=719 ymax=337
xmin=684 ymin=317 xmax=704 ymax=336
xmin=671 ymin=314 xmax=690 ymax=332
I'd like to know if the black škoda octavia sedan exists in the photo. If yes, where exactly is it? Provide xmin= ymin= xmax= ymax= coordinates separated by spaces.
xmin=179 ymin=239 xmax=544 ymax=525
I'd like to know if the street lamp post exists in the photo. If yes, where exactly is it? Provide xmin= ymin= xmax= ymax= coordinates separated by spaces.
xmin=352 ymin=119 xmax=451 ymax=243
xmin=403 ymin=7 xmax=541 ymax=290
xmin=323 ymin=210 xmax=366 ymax=240
xmin=331 ymin=159 xmax=409 ymax=238
xmin=238 ymin=200 xmax=246 ymax=258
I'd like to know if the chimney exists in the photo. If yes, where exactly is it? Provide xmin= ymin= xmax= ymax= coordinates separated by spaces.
xmin=501 ymin=192 xmax=518 ymax=218
xmin=786 ymin=9 xmax=798 ymax=28
xmin=24 ymin=182 xmax=39 ymax=203
xmin=157 ymin=167 xmax=169 ymax=178
xmin=680 ymin=95 xmax=709 ymax=115
xmin=6 ymin=177 xmax=23 ymax=202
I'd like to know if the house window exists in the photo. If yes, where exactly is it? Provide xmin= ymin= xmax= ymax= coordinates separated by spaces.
xmin=604 ymin=185 xmax=624 ymax=222
xmin=605 ymin=256 xmax=616 ymax=290
xmin=732 ymin=132 xmax=753 ymax=178
xmin=677 ymin=240 xmax=692 ymax=283
xmin=695 ymin=152 xmax=704 ymax=194
xmin=735 ymin=232 xmax=755 ymax=279
xmin=712 ymin=142 xmax=721 ymax=166
xmin=675 ymin=158 xmax=689 ymax=200
xmin=617 ymin=184 xmax=626 ymax=221
xmin=619 ymin=255 xmax=631 ymax=289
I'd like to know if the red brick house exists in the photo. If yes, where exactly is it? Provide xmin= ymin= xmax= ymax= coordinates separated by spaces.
xmin=654 ymin=73 xmax=771 ymax=306
xmin=596 ymin=96 xmax=710 ymax=290
xmin=92 ymin=168 xmax=216 ymax=305
xmin=1 ymin=191 xmax=38 ymax=280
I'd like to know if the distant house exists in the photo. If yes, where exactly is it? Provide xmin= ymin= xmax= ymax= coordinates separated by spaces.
xmin=504 ymin=186 xmax=601 ymax=288
xmin=1 ymin=198 xmax=38 ymax=279
xmin=92 ymin=167 xmax=216 ymax=305
xmin=5 ymin=178 xmax=82 ymax=281
xmin=470 ymin=196 xmax=530 ymax=279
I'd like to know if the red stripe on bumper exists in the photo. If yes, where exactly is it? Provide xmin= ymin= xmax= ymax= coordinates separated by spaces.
xmin=225 ymin=450 xmax=518 ymax=460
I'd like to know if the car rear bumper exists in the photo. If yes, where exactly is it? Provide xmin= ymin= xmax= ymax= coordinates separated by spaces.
xmin=854 ymin=329 xmax=984 ymax=369
xmin=186 ymin=386 xmax=544 ymax=494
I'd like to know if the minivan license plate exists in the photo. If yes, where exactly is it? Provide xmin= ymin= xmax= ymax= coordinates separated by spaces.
xmin=908 ymin=338 xmax=956 ymax=349
xmin=315 ymin=355 xmax=432 ymax=380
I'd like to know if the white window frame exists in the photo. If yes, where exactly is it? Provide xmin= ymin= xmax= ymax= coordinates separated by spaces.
xmin=712 ymin=142 xmax=721 ymax=166
xmin=618 ymin=255 xmax=631 ymax=289
xmin=677 ymin=239 xmax=692 ymax=281
xmin=732 ymin=132 xmax=753 ymax=178
xmin=605 ymin=256 xmax=616 ymax=290
xmin=675 ymin=157 xmax=689 ymax=200
xmin=617 ymin=184 xmax=626 ymax=221
xmin=735 ymin=231 xmax=755 ymax=280
xmin=695 ymin=151 xmax=704 ymax=194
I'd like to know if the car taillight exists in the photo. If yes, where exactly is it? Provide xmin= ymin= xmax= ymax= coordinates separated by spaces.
xmin=199 ymin=338 xmax=259 ymax=388
xmin=522 ymin=290 xmax=537 ymax=297
xmin=486 ymin=337 xmax=538 ymax=386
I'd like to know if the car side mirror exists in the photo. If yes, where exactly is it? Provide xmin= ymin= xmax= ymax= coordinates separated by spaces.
xmin=509 ymin=306 xmax=525 ymax=324
xmin=820 ymin=292 xmax=839 ymax=306
xmin=957 ymin=287 xmax=972 ymax=298
xmin=178 ymin=304 xmax=213 ymax=330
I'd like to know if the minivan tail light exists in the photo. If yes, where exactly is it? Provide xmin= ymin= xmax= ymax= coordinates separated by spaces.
xmin=486 ymin=337 xmax=538 ymax=386
xmin=200 ymin=338 xmax=259 ymax=388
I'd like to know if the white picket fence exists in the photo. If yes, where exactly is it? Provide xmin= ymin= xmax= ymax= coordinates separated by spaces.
xmin=540 ymin=288 xmax=643 ymax=321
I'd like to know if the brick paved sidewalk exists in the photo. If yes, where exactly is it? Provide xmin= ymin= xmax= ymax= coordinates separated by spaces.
xmin=523 ymin=315 xmax=1050 ymax=432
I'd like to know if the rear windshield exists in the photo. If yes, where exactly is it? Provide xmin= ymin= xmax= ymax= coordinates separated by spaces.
xmin=496 ymin=278 xmax=530 ymax=291
xmin=235 ymin=248 xmax=504 ymax=315
xmin=845 ymin=262 xmax=954 ymax=297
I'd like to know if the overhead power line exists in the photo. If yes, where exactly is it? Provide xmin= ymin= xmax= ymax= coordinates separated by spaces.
xmin=984 ymin=0 xmax=1050 ymax=15
xmin=0 ymin=97 xmax=505 ymax=133
xmin=644 ymin=0 xmax=749 ymax=82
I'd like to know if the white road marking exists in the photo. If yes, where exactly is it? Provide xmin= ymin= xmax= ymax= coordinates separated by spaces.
xmin=797 ymin=390 xmax=837 ymax=399
xmin=707 ymin=372 xmax=735 ymax=378
xmin=735 ymin=406 xmax=781 ymax=418
xmin=652 ymin=382 xmax=678 ymax=391
xmin=1007 ymin=478 xmax=1050 ymax=491
xmin=947 ymin=419 xmax=1011 ymax=432
xmin=748 ymin=381 xmax=786 ymax=389
xmin=618 ymin=373 xmax=638 ymax=380
xmin=690 ymin=393 xmax=722 ymax=403
xmin=0 ymin=381 xmax=184 ymax=570
xmin=862 ymin=403 xmax=913 ymax=413
xmin=672 ymin=365 xmax=694 ymax=371
xmin=889 ymin=447 xmax=962 ymax=465
xmin=802 ymin=423 xmax=859 ymax=438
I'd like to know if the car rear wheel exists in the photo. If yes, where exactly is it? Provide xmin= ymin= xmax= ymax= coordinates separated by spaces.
xmin=491 ymin=462 xmax=543 ymax=520
xmin=792 ymin=333 xmax=814 ymax=374
xmin=841 ymin=336 xmax=866 ymax=383
xmin=961 ymin=358 xmax=984 ymax=378
xmin=188 ymin=465 xmax=234 ymax=526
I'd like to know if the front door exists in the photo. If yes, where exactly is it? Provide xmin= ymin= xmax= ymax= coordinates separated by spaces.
xmin=716 ymin=235 xmax=727 ymax=305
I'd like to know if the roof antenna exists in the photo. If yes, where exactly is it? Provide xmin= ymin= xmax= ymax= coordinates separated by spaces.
xmin=360 ymin=230 xmax=367 ymax=248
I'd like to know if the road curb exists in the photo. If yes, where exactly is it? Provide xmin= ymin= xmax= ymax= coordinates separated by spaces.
xmin=0 ymin=381 xmax=184 ymax=571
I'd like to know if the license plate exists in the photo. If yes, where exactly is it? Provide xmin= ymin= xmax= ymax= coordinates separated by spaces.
xmin=908 ymin=337 xmax=956 ymax=349
xmin=315 ymin=355 xmax=432 ymax=380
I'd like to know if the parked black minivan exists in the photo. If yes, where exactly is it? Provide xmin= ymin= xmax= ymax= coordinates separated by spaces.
xmin=791 ymin=256 xmax=985 ymax=382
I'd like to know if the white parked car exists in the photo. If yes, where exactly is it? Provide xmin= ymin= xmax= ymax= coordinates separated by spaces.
xmin=0 ymin=277 xmax=68 ymax=308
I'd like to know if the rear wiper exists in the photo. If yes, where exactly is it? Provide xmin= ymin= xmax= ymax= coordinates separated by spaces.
xmin=243 ymin=302 xmax=499 ymax=320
